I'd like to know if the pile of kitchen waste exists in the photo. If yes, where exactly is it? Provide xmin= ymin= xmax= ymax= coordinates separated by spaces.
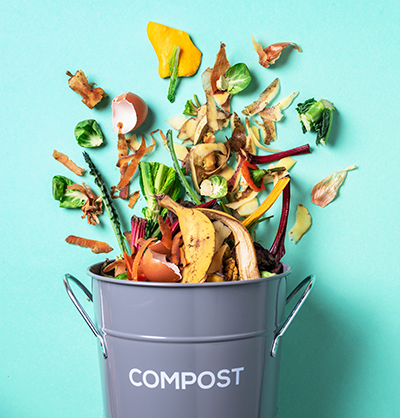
xmin=52 ymin=22 xmax=356 ymax=283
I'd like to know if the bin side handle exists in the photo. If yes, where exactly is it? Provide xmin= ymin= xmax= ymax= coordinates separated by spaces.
xmin=270 ymin=274 xmax=315 ymax=357
xmin=63 ymin=274 xmax=108 ymax=359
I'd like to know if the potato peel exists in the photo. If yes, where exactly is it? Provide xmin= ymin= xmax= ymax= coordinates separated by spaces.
xmin=288 ymin=204 xmax=312 ymax=244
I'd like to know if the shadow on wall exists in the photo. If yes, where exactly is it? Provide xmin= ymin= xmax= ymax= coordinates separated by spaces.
xmin=276 ymin=298 xmax=362 ymax=418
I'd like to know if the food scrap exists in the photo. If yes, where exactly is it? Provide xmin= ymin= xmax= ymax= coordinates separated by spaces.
xmin=69 ymin=182 xmax=103 ymax=225
xmin=251 ymin=36 xmax=301 ymax=68
xmin=147 ymin=22 xmax=202 ymax=78
xmin=128 ymin=191 xmax=140 ymax=209
xmin=242 ymin=78 xmax=299 ymax=144
xmin=296 ymin=98 xmax=335 ymax=146
xmin=112 ymin=92 xmax=148 ymax=134
xmin=147 ymin=22 xmax=202 ymax=102
xmin=311 ymin=165 xmax=357 ymax=207
xmin=65 ymin=235 xmax=113 ymax=254
xmin=53 ymin=25 xmax=355 ymax=284
xmin=167 ymin=45 xmax=180 ymax=103
xmin=289 ymin=204 xmax=312 ymax=244
xmin=53 ymin=150 xmax=85 ymax=176
xmin=74 ymin=119 xmax=104 ymax=148
xmin=52 ymin=175 xmax=86 ymax=208
xmin=66 ymin=70 xmax=107 ymax=109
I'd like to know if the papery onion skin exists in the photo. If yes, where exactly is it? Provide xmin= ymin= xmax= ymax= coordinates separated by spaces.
xmin=311 ymin=165 xmax=357 ymax=208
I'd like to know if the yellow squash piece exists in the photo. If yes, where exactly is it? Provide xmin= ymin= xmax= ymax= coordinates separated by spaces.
xmin=147 ymin=22 xmax=202 ymax=78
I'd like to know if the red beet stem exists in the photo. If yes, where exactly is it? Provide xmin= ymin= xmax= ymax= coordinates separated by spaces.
xmin=249 ymin=144 xmax=311 ymax=165
xmin=269 ymin=181 xmax=290 ymax=261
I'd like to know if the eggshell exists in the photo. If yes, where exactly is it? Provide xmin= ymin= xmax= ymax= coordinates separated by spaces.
xmin=149 ymin=240 xmax=170 ymax=255
xmin=141 ymin=249 xmax=181 ymax=282
xmin=112 ymin=92 xmax=148 ymax=134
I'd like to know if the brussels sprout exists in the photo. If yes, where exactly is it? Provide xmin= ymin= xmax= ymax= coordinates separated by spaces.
xmin=74 ymin=119 xmax=104 ymax=148
xmin=217 ymin=63 xmax=251 ymax=95
xmin=52 ymin=175 xmax=86 ymax=208
xmin=200 ymin=175 xmax=228 ymax=199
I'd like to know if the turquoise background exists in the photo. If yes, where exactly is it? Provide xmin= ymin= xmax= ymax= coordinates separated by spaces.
xmin=1 ymin=0 xmax=399 ymax=417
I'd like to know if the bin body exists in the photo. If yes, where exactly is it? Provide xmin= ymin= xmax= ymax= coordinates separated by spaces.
xmin=87 ymin=262 xmax=290 ymax=418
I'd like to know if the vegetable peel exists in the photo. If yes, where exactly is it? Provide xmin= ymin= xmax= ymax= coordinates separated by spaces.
xmin=65 ymin=235 xmax=113 ymax=254
xmin=53 ymin=150 xmax=85 ymax=176
xmin=66 ymin=70 xmax=107 ymax=109
xmin=311 ymin=165 xmax=357 ymax=207
xmin=251 ymin=36 xmax=301 ymax=68
xmin=289 ymin=204 xmax=312 ymax=244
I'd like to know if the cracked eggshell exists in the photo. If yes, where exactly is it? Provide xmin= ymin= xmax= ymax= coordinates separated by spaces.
xmin=140 ymin=248 xmax=181 ymax=282
xmin=112 ymin=92 xmax=148 ymax=134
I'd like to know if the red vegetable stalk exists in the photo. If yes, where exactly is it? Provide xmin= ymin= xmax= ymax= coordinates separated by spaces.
xmin=249 ymin=144 xmax=311 ymax=165
xmin=269 ymin=180 xmax=290 ymax=261
xmin=130 ymin=215 xmax=147 ymax=253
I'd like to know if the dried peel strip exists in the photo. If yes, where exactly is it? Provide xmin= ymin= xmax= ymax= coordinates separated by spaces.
xmin=116 ymin=136 xmax=147 ymax=190
xmin=66 ymin=70 xmax=107 ymax=109
xmin=53 ymin=150 xmax=85 ymax=176
xmin=65 ymin=235 xmax=113 ymax=254
xmin=128 ymin=191 xmax=140 ymax=209
xmin=251 ymin=36 xmax=301 ymax=68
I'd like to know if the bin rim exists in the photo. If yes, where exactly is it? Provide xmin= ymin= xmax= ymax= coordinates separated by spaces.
xmin=87 ymin=261 xmax=291 ymax=288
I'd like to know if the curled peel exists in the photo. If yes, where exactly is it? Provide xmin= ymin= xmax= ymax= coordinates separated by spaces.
xmin=252 ymin=36 xmax=301 ymax=68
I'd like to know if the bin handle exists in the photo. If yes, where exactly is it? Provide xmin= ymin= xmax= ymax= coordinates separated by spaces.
xmin=270 ymin=274 xmax=315 ymax=357
xmin=63 ymin=274 xmax=108 ymax=359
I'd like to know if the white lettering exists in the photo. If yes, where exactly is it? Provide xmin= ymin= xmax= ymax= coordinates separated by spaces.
xmin=128 ymin=367 xmax=245 ymax=390
xmin=198 ymin=371 xmax=216 ymax=390
xmin=160 ymin=371 xmax=180 ymax=389
xmin=216 ymin=369 xmax=231 ymax=388
xmin=143 ymin=370 xmax=159 ymax=388
xmin=129 ymin=368 xmax=142 ymax=387
xmin=181 ymin=372 xmax=197 ymax=390
xmin=231 ymin=367 xmax=245 ymax=385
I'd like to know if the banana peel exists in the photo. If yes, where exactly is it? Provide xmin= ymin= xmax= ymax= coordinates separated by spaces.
xmin=197 ymin=208 xmax=260 ymax=280
xmin=155 ymin=194 xmax=215 ymax=283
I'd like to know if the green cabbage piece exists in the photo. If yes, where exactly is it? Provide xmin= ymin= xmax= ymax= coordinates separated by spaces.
xmin=200 ymin=175 xmax=228 ymax=198
xmin=74 ymin=119 xmax=104 ymax=148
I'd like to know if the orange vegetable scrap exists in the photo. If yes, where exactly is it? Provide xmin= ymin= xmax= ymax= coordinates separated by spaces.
xmin=251 ymin=36 xmax=301 ymax=68
xmin=65 ymin=235 xmax=113 ymax=254
xmin=128 ymin=191 xmax=140 ymax=209
xmin=53 ymin=150 xmax=85 ymax=176
xmin=66 ymin=70 xmax=107 ymax=109
xmin=147 ymin=22 xmax=202 ymax=78
xmin=116 ymin=134 xmax=155 ymax=191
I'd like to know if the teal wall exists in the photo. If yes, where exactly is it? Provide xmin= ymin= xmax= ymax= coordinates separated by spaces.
xmin=1 ymin=1 xmax=399 ymax=417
